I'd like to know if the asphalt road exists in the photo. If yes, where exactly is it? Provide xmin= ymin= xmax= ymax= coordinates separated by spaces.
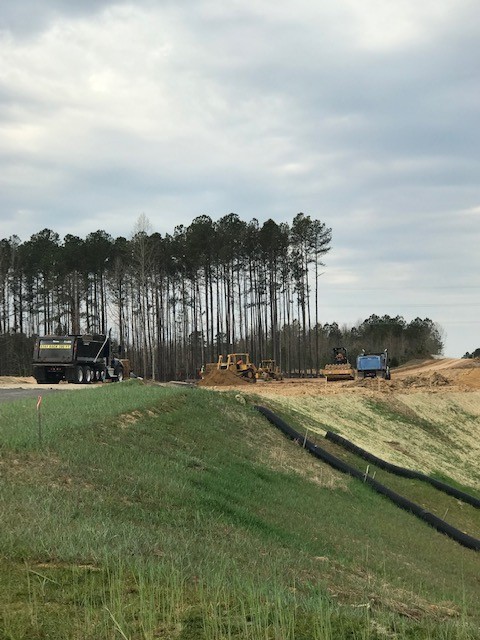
xmin=0 ymin=387 xmax=67 ymax=404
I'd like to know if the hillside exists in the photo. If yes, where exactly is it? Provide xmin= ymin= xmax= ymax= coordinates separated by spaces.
xmin=1 ymin=368 xmax=480 ymax=639
xmin=203 ymin=358 xmax=480 ymax=489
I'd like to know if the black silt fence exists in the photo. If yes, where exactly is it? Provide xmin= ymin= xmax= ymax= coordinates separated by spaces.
xmin=325 ymin=431 xmax=480 ymax=509
xmin=254 ymin=405 xmax=480 ymax=552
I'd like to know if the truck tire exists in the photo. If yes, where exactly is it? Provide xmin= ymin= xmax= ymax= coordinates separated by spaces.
xmin=83 ymin=366 xmax=92 ymax=384
xmin=74 ymin=365 xmax=84 ymax=384
xmin=115 ymin=366 xmax=124 ymax=382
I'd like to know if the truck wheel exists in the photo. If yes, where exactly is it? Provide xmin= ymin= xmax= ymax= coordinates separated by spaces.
xmin=74 ymin=365 xmax=84 ymax=384
xmin=83 ymin=366 xmax=92 ymax=384
xmin=115 ymin=366 xmax=124 ymax=382
xmin=99 ymin=368 xmax=106 ymax=383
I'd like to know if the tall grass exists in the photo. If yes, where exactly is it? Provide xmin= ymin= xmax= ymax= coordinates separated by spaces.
xmin=3 ymin=558 xmax=478 ymax=639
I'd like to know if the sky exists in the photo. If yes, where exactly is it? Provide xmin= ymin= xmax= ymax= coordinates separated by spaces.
xmin=0 ymin=0 xmax=479 ymax=357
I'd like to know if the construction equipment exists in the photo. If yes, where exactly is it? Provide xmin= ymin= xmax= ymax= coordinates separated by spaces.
xmin=256 ymin=359 xmax=283 ymax=381
xmin=32 ymin=331 xmax=129 ymax=384
xmin=201 ymin=353 xmax=257 ymax=383
xmin=356 ymin=349 xmax=391 ymax=380
xmin=321 ymin=347 xmax=355 ymax=381
xmin=219 ymin=353 xmax=257 ymax=381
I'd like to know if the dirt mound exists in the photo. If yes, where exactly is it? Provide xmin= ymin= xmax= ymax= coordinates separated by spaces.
xmin=386 ymin=372 xmax=451 ymax=390
xmin=198 ymin=368 xmax=251 ymax=387
xmin=353 ymin=377 xmax=390 ymax=389
xmin=429 ymin=372 xmax=450 ymax=386
xmin=0 ymin=376 xmax=36 ymax=385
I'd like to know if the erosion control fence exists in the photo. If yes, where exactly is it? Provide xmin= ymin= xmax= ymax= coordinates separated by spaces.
xmin=325 ymin=430 xmax=480 ymax=509
xmin=254 ymin=405 xmax=480 ymax=552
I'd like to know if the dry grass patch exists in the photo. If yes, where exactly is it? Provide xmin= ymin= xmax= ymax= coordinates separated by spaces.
xmin=1 ymin=451 xmax=62 ymax=483
xmin=263 ymin=391 xmax=480 ymax=489
xmin=117 ymin=410 xmax=144 ymax=428
xmin=0 ymin=451 xmax=98 ymax=492
xmin=33 ymin=561 xmax=101 ymax=572
xmin=321 ymin=558 xmax=460 ymax=622
xmin=116 ymin=407 xmax=163 ymax=428
xmin=261 ymin=441 xmax=349 ymax=490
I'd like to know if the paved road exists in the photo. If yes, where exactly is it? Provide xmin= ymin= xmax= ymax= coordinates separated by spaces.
xmin=0 ymin=386 xmax=75 ymax=404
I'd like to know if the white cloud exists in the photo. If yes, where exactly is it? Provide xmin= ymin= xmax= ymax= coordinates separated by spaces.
xmin=341 ymin=0 xmax=461 ymax=51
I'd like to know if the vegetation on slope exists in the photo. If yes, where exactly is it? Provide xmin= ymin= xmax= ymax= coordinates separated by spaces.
xmin=260 ymin=390 xmax=480 ymax=489
xmin=1 ymin=381 xmax=480 ymax=639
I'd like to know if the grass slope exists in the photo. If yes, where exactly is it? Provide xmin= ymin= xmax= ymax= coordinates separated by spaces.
xmin=258 ymin=390 xmax=480 ymax=488
xmin=1 ymin=381 xmax=479 ymax=639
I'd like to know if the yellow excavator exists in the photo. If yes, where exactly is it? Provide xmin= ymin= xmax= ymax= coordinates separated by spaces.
xmin=321 ymin=347 xmax=355 ymax=381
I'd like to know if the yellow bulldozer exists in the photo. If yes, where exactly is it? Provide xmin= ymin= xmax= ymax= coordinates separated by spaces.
xmin=219 ymin=353 xmax=257 ymax=381
xmin=321 ymin=347 xmax=355 ymax=381
xmin=201 ymin=353 xmax=257 ymax=383
xmin=256 ymin=359 xmax=283 ymax=381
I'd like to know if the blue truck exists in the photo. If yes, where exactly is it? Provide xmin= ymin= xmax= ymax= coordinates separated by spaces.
xmin=356 ymin=349 xmax=391 ymax=380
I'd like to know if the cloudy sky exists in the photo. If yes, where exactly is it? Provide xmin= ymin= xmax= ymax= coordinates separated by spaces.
xmin=1 ymin=0 xmax=479 ymax=357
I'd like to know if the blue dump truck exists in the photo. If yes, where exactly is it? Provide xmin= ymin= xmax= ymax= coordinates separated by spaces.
xmin=356 ymin=349 xmax=391 ymax=380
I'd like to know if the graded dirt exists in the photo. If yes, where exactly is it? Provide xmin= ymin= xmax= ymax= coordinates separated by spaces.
xmin=196 ymin=358 xmax=480 ymax=396
xmin=196 ymin=358 xmax=480 ymax=490
xmin=198 ymin=367 xmax=252 ymax=387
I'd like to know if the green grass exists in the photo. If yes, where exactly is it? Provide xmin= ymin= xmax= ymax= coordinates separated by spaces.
xmin=1 ymin=381 xmax=480 ymax=638
xmin=304 ymin=432 xmax=480 ymax=540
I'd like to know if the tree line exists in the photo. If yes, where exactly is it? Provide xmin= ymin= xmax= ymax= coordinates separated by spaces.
xmin=0 ymin=213 xmax=443 ymax=378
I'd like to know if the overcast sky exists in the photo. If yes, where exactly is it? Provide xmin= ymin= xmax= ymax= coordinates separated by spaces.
xmin=1 ymin=0 xmax=479 ymax=357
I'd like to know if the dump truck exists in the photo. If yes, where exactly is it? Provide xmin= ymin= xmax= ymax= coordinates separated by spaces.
xmin=32 ymin=332 xmax=129 ymax=384
xmin=321 ymin=347 xmax=355 ymax=381
xmin=256 ymin=359 xmax=283 ymax=381
xmin=356 ymin=349 xmax=391 ymax=380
